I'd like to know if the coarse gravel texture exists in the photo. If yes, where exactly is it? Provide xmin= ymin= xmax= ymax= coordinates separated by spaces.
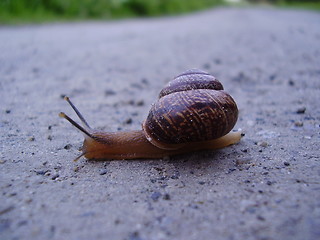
xmin=1 ymin=7 xmax=320 ymax=240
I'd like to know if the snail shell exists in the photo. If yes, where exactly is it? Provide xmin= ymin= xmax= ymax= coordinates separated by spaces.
xmin=143 ymin=69 xmax=238 ymax=150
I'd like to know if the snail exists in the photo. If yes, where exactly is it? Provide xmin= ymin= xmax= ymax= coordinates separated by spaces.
xmin=59 ymin=69 xmax=242 ymax=160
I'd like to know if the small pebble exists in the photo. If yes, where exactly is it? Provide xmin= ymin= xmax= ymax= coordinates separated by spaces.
xmin=136 ymin=100 xmax=144 ymax=106
xmin=214 ymin=58 xmax=222 ymax=64
xmin=257 ymin=215 xmax=266 ymax=221
xmin=5 ymin=110 xmax=11 ymax=114
xmin=34 ymin=170 xmax=49 ymax=175
xmin=257 ymin=141 xmax=268 ymax=147
xmin=227 ymin=168 xmax=236 ymax=174
xmin=28 ymin=136 xmax=35 ymax=141
xmin=288 ymin=79 xmax=295 ymax=86
xmin=236 ymin=158 xmax=251 ymax=165
xmin=105 ymin=89 xmax=116 ymax=96
xmin=203 ymin=63 xmax=211 ymax=69
xmin=51 ymin=174 xmax=59 ymax=180
xmin=150 ymin=192 xmax=162 ymax=201
xmin=17 ymin=220 xmax=28 ymax=227
xmin=284 ymin=162 xmax=290 ymax=166
xmin=141 ymin=78 xmax=149 ymax=85
xmin=294 ymin=121 xmax=303 ymax=127
xmin=99 ymin=169 xmax=108 ymax=175
xmin=54 ymin=165 xmax=62 ymax=170
xmin=128 ymin=231 xmax=142 ymax=240
xmin=189 ymin=204 xmax=199 ymax=209
xmin=64 ymin=144 xmax=72 ymax=150
xmin=269 ymin=74 xmax=276 ymax=81
xmin=296 ymin=107 xmax=306 ymax=114
xmin=233 ymin=72 xmax=247 ymax=82
xmin=171 ymin=172 xmax=180 ymax=179
xmin=198 ymin=181 xmax=206 ymax=185
xmin=125 ymin=118 xmax=132 ymax=124
xmin=163 ymin=193 xmax=171 ymax=200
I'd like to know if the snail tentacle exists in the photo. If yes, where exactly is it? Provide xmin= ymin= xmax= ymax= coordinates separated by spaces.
xmin=59 ymin=112 xmax=93 ymax=138
xmin=64 ymin=96 xmax=92 ymax=129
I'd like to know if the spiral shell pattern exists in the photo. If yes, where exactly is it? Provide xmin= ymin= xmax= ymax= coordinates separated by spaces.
xmin=143 ymin=69 xmax=238 ymax=149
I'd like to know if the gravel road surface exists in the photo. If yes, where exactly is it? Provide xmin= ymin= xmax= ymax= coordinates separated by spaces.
xmin=1 ymin=7 xmax=320 ymax=240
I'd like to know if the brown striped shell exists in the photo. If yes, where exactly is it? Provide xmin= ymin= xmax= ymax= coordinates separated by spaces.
xmin=142 ymin=69 xmax=238 ymax=150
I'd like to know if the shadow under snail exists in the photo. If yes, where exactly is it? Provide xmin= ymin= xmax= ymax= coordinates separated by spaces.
xmin=59 ymin=69 xmax=242 ymax=160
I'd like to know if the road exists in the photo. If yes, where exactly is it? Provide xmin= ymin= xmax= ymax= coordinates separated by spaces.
xmin=1 ymin=7 xmax=320 ymax=240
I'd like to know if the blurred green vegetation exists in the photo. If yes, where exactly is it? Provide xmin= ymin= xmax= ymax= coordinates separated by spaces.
xmin=278 ymin=0 xmax=320 ymax=10
xmin=1 ymin=0 xmax=319 ymax=24
xmin=0 ymin=0 xmax=224 ymax=24
xmin=248 ymin=0 xmax=320 ymax=10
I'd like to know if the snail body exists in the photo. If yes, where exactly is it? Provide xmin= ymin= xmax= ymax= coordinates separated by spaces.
xmin=60 ymin=69 xmax=241 ymax=160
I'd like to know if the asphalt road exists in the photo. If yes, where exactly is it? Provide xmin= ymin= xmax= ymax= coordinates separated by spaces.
xmin=1 ymin=7 xmax=320 ymax=240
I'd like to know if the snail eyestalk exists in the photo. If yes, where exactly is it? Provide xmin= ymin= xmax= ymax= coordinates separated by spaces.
xmin=59 ymin=112 xmax=93 ymax=138
xmin=63 ymin=96 xmax=91 ymax=129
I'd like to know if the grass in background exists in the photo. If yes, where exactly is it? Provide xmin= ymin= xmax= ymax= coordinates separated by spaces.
xmin=0 ymin=0 xmax=224 ymax=24
xmin=1 ymin=0 xmax=319 ymax=24
xmin=246 ymin=0 xmax=320 ymax=10
xmin=277 ymin=0 xmax=320 ymax=10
